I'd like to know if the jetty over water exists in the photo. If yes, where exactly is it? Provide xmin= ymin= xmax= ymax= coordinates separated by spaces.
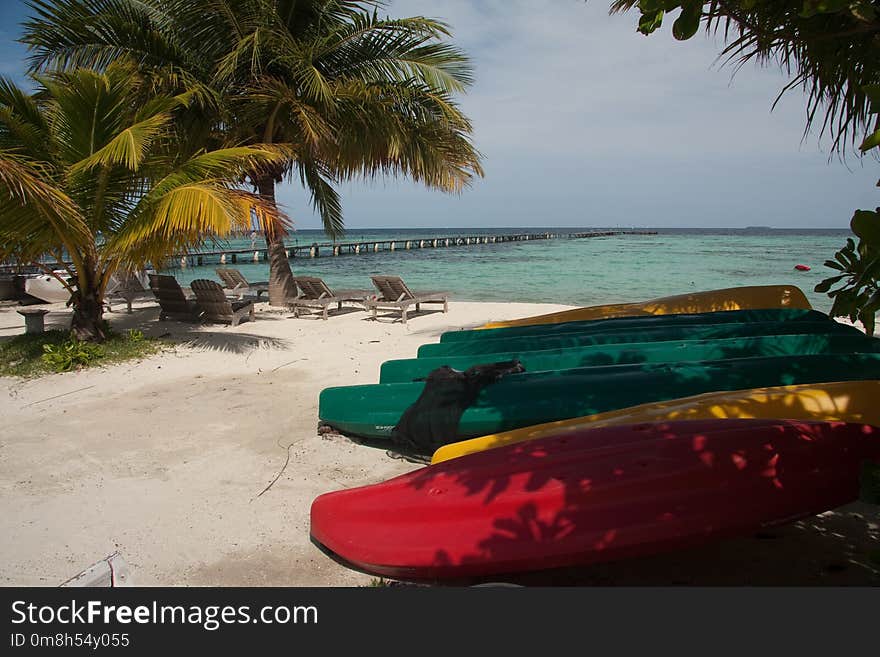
xmin=173 ymin=230 xmax=658 ymax=268
xmin=0 ymin=230 xmax=657 ymax=273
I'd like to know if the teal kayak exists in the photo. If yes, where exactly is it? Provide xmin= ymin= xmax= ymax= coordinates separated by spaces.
xmin=380 ymin=333 xmax=880 ymax=383
xmin=417 ymin=321 xmax=859 ymax=358
xmin=439 ymin=308 xmax=828 ymax=343
xmin=319 ymin=352 xmax=880 ymax=444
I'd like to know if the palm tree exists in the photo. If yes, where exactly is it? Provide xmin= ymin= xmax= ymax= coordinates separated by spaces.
xmin=23 ymin=0 xmax=484 ymax=305
xmin=0 ymin=62 xmax=287 ymax=340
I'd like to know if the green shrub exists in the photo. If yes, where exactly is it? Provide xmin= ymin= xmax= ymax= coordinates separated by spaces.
xmin=0 ymin=329 xmax=164 ymax=377
xmin=41 ymin=339 xmax=106 ymax=372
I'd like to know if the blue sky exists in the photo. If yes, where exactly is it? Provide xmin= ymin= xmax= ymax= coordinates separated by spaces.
xmin=1 ymin=0 xmax=877 ymax=230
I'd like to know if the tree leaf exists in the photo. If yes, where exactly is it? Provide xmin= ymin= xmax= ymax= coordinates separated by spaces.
xmin=859 ymin=128 xmax=880 ymax=152
xmin=814 ymin=275 xmax=845 ymax=293
xmin=864 ymin=85 xmax=880 ymax=113
xmin=851 ymin=209 xmax=880 ymax=246
xmin=672 ymin=7 xmax=701 ymax=40
xmin=859 ymin=306 xmax=876 ymax=336
xmin=799 ymin=0 xmax=852 ymax=19
xmin=850 ymin=1 xmax=877 ymax=23
xmin=637 ymin=9 xmax=665 ymax=35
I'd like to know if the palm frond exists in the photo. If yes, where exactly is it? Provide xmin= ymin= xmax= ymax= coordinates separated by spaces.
xmin=69 ymin=111 xmax=174 ymax=174
xmin=0 ymin=149 xmax=91 ymax=261
xmin=24 ymin=0 xmax=204 ymax=74
xmin=106 ymin=183 xmax=284 ymax=265
xmin=296 ymin=158 xmax=344 ymax=238
xmin=316 ymin=13 xmax=473 ymax=92
xmin=610 ymin=1 xmax=880 ymax=155
xmin=146 ymin=144 xmax=292 ymax=198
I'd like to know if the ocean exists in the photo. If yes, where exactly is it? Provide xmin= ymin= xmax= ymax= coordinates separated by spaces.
xmin=168 ymin=227 xmax=852 ymax=314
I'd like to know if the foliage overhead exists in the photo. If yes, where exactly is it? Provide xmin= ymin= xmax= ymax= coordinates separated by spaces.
xmin=609 ymin=1 xmax=880 ymax=155
xmin=22 ymin=0 xmax=485 ymax=239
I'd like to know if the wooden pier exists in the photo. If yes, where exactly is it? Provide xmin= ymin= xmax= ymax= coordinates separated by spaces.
xmin=172 ymin=230 xmax=657 ymax=268
xmin=2 ymin=230 xmax=658 ymax=273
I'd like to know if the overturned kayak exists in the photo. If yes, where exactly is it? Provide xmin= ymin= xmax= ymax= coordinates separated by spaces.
xmin=417 ymin=320 xmax=859 ymax=358
xmin=310 ymin=419 xmax=880 ymax=581
xmin=442 ymin=307 xmax=827 ymax=344
xmin=432 ymin=380 xmax=880 ymax=463
xmin=480 ymin=284 xmax=812 ymax=330
xmin=318 ymin=353 xmax=880 ymax=445
xmin=381 ymin=333 xmax=880 ymax=384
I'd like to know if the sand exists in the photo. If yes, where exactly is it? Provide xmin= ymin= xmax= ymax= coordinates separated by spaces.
xmin=0 ymin=299 xmax=877 ymax=586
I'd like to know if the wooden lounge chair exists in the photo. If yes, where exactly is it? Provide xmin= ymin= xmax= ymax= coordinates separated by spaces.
xmin=148 ymin=274 xmax=202 ymax=321
xmin=287 ymin=276 xmax=371 ymax=320
xmin=190 ymin=279 xmax=255 ymax=326
xmin=365 ymin=275 xmax=448 ymax=325
xmin=215 ymin=268 xmax=269 ymax=299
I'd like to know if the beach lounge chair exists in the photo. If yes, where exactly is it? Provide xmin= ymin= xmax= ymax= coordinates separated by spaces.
xmin=190 ymin=279 xmax=255 ymax=326
xmin=364 ymin=275 xmax=448 ymax=325
xmin=215 ymin=268 xmax=269 ymax=299
xmin=105 ymin=271 xmax=152 ymax=313
xmin=287 ymin=276 xmax=371 ymax=320
xmin=148 ymin=274 xmax=202 ymax=321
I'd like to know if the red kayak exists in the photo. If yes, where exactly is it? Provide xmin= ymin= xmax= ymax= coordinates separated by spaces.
xmin=310 ymin=419 xmax=879 ymax=581
xmin=795 ymin=264 xmax=811 ymax=271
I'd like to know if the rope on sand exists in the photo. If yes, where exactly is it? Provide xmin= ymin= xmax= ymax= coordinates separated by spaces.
xmin=25 ymin=385 xmax=96 ymax=407
xmin=252 ymin=441 xmax=295 ymax=500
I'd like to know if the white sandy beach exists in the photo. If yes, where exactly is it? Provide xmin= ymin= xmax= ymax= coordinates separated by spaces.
xmin=0 ymin=299 xmax=877 ymax=586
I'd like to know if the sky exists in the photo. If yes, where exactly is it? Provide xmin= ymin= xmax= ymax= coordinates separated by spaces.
xmin=1 ymin=0 xmax=877 ymax=230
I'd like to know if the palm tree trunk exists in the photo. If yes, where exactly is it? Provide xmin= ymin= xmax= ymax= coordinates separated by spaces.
xmin=256 ymin=175 xmax=297 ymax=306
xmin=70 ymin=285 xmax=107 ymax=342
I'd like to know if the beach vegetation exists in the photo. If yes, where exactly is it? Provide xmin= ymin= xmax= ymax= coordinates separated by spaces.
xmin=23 ymin=0 xmax=484 ymax=306
xmin=815 ymin=85 xmax=880 ymax=334
xmin=609 ymin=1 xmax=880 ymax=154
xmin=41 ymin=337 xmax=106 ymax=372
xmin=0 ymin=62 xmax=287 ymax=342
xmin=0 ymin=328 xmax=165 ymax=377
xmin=816 ymin=224 xmax=880 ymax=334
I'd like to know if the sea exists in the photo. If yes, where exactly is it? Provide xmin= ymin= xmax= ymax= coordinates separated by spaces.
xmin=168 ymin=227 xmax=852 ymax=314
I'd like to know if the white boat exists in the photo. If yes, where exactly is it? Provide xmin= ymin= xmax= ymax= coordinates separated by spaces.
xmin=24 ymin=274 xmax=71 ymax=303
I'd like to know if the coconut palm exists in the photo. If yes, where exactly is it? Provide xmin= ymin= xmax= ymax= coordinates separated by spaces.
xmin=0 ymin=62 xmax=287 ymax=340
xmin=23 ymin=0 xmax=484 ymax=305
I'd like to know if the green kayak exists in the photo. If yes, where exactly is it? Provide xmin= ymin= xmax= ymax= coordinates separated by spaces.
xmin=380 ymin=333 xmax=880 ymax=383
xmin=319 ymin=353 xmax=880 ymax=444
xmin=439 ymin=308 xmax=828 ymax=343
xmin=417 ymin=321 xmax=859 ymax=358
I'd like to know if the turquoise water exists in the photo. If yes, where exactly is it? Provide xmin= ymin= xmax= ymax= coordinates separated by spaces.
xmin=168 ymin=228 xmax=851 ymax=314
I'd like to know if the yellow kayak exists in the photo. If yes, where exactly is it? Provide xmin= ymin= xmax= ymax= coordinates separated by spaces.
xmin=480 ymin=284 xmax=811 ymax=329
xmin=430 ymin=380 xmax=880 ymax=464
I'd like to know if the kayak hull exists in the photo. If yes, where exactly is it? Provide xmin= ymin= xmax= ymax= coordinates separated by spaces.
xmin=310 ymin=419 xmax=880 ymax=581
xmin=417 ymin=321 xmax=859 ymax=358
xmin=319 ymin=353 xmax=880 ymax=444
xmin=432 ymin=380 xmax=880 ymax=463
xmin=382 ymin=333 xmax=880 ymax=384
xmin=443 ymin=307 xmax=826 ymax=344
xmin=481 ymin=285 xmax=811 ymax=329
